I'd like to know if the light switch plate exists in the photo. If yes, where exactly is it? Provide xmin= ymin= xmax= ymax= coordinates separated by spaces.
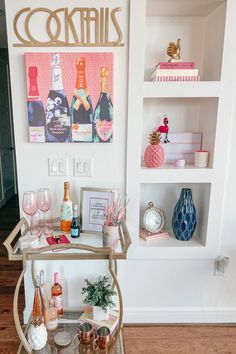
xmin=48 ymin=157 xmax=69 ymax=176
xmin=74 ymin=158 xmax=94 ymax=177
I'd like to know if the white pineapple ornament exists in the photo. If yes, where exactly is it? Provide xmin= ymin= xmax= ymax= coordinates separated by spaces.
xmin=28 ymin=323 xmax=47 ymax=351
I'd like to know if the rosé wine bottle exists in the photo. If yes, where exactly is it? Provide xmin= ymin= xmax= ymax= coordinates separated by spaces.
xmin=51 ymin=272 xmax=63 ymax=317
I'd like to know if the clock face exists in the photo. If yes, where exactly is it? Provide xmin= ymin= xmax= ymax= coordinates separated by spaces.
xmin=143 ymin=206 xmax=164 ymax=233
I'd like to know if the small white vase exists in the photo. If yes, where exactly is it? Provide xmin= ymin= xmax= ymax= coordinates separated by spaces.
xmin=93 ymin=306 xmax=109 ymax=321
xmin=102 ymin=225 xmax=119 ymax=249
xmin=28 ymin=323 xmax=47 ymax=350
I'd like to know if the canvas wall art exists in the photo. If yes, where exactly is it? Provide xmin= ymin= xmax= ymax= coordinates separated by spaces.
xmin=25 ymin=52 xmax=113 ymax=143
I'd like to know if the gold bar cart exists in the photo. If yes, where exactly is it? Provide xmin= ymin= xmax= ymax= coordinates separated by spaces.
xmin=4 ymin=218 xmax=131 ymax=353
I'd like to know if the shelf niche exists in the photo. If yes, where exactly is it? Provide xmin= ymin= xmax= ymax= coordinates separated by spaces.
xmin=144 ymin=0 xmax=227 ymax=81
xmin=140 ymin=182 xmax=211 ymax=248
xmin=141 ymin=97 xmax=218 ymax=169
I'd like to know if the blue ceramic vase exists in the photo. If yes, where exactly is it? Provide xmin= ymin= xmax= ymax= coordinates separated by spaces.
xmin=172 ymin=188 xmax=196 ymax=241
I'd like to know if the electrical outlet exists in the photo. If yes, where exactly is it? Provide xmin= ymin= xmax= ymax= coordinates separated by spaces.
xmin=74 ymin=158 xmax=94 ymax=177
xmin=214 ymin=256 xmax=229 ymax=276
xmin=48 ymin=157 xmax=69 ymax=176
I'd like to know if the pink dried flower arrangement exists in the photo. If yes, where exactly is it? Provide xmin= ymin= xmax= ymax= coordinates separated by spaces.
xmin=104 ymin=195 xmax=129 ymax=226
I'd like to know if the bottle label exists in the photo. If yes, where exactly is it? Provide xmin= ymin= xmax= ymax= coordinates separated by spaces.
xmin=96 ymin=120 xmax=113 ymax=142
xmin=45 ymin=90 xmax=71 ymax=142
xmin=61 ymin=201 xmax=73 ymax=221
xmin=47 ymin=317 xmax=58 ymax=330
xmin=71 ymin=228 xmax=79 ymax=237
xmin=53 ymin=295 xmax=63 ymax=311
xmin=29 ymin=127 xmax=46 ymax=143
xmin=72 ymin=124 xmax=92 ymax=142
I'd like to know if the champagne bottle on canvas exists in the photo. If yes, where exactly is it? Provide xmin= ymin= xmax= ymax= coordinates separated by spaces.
xmin=93 ymin=67 xmax=113 ymax=143
xmin=45 ymin=53 xmax=71 ymax=142
xmin=60 ymin=181 xmax=73 ymax=233
xmin=27 ymin=66 xmax=46 ymax=142
xmin=71 ymin=57 xmax=93 ymax=142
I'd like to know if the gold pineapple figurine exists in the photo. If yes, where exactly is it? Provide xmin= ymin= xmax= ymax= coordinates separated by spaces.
xmin=167 ymin=38 xmax=182 ymax=62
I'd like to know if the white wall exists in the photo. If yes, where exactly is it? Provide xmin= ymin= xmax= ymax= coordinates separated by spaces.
xmin=5 ymin=0 xmax=236 ymax=323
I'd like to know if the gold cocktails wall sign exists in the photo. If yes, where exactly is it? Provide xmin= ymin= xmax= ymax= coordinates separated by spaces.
xmin=13 ymin=7 xmax=124 ymax=47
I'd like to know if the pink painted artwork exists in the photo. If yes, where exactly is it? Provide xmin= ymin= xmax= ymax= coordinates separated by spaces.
xmin=25 ymin=52 xmax=113 ymax=143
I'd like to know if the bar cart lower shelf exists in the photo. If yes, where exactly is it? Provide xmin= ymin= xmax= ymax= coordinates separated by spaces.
xmin=19 ymin=311 xmax=125 ymax=353
xmin=3 ymin=218 xmax=131 ymax=354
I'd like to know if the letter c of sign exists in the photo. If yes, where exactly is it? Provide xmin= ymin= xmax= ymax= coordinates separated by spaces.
xmin=13 ymin=7 xmax=32 ymax=45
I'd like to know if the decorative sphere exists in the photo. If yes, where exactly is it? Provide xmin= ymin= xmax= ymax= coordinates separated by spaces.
xmin=28 ymin=323 xmax=47 ymax=350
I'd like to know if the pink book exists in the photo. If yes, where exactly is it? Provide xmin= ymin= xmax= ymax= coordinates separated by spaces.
xmin=140 ymin=229 xmax=169 ymax=241
xmin=46 ymin=234 xmax=70 ymax=252
xmin=159 ymin=62 xmax=195 ymax=69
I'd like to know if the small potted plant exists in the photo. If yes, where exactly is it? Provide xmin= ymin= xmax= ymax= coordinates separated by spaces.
xmin=81 ymin=276 xmax=116 ymax=321
xmin=103 ymin=194 xmax=129 ymax=249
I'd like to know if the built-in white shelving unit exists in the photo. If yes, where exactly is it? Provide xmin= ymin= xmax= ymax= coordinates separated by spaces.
xmin=126 ymin=0 xmax=236 ymax=259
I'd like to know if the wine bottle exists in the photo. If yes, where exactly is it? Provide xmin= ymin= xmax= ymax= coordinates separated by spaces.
xmin=51 ymin=272 xmax=63 ymax=317
xmin=27 ymin=66 xmax=46 ymax=142
xmin=71 ymin=57 xmax=93 ymax=142
xmin=71 ymin=204 xmax=80 ymax=238
xmin=93 ymin=67 xmax=113 ymax=143
xmin=45 ymin=53 xmax=71 ymax=142
xmin=28 ymin=276 xmax=47 ymax=351
xmin=32 ymin=276 xmax=45 ymax=325
xmin=60 ymin=181 xmax=73 ymax=233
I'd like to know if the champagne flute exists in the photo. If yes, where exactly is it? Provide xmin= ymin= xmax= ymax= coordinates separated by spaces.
xmin=22 ymin=191 xmax=40 ymax=236
xmin=37 ymin=188 xmax=53 ymax=235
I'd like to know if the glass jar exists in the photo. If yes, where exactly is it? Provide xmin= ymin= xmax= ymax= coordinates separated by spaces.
xmin=45 ymin=299 xmax=58 ymax=331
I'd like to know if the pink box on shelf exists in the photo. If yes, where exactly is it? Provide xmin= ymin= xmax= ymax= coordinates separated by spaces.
xmin=140 ymin=229 xmax=169 ymax=241
xmin=161 ymin=132 xmax=202 ymax=164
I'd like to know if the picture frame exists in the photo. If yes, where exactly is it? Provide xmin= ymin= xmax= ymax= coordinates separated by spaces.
xmin=80 ymin=187 xmax=119 ymax=233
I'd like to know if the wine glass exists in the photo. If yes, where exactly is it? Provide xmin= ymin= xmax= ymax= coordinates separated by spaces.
xmin=22 ymin=191 xmax=40 ymax=236
xmin=37 ymin=188 xmax=53 ymax=235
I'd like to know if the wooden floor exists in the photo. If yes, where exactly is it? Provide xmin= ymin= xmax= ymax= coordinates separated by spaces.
xmin=0 ymin=195 xmax=24 ymax=353
xmin=123 ymin=325 xmax=236 ymax=354
xmin=1 ymin=196 xmax=236 ymax=353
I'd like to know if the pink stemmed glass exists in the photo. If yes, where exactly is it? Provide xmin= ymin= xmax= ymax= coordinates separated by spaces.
xmin=22 ymin=191 xmax=40 ymax=236
xmin=37 ymin=188 xmax=53 ymax=235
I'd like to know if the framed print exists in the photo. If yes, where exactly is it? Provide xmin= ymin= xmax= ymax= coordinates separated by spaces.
xmin=25 ymin=52 xmax=113 ymax=143
xmin=81 ymin=188 xmax=118 ymax=233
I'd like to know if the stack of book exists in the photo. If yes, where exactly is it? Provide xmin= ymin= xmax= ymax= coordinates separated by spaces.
xmin=161 ymin=132 xmax=202 ymax=164
xmin=140 ymin=229 xmax=169 ymax=242
xmin=19 ymin=234 xmax=39 ymax=250
xmin=150 ymin=62 xmax=200 ymax=82
xmin=78 ymin=307 xmax=119 ymax=335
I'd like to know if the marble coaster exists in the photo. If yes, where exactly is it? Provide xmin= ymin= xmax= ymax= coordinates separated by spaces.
xmin=54 ymin=331 xmax=72 ymax=347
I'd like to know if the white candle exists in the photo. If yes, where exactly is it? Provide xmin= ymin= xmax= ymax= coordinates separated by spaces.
xmin=194 ymin=150 xmax=209 ymax=168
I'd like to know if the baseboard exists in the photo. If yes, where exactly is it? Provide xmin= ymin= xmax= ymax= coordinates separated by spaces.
xmin=24 ymin=306 xmax=236 ymax=324
xmin=123 ymin=306 xmax=236 ymax=323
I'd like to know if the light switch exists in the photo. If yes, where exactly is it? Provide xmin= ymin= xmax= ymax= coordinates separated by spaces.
xmin=48 ymin=157 xmax=69 ymax=176
xmin=74 ymin=158 xmax=94 ymax=177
